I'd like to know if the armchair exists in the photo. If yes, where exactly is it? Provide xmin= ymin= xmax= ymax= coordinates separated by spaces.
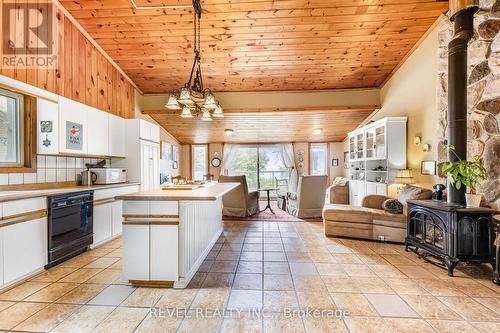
xmin=287 ymin=175 xmax=328 ymax=218
xmin=219 ymin=175 xmax=260 ymax=217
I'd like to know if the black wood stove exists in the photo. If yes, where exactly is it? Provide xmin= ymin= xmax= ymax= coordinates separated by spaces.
xmin=405 ymin=200 xmax=495 ymax=277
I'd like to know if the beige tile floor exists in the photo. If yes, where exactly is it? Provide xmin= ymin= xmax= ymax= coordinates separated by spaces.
xmin=0 ymin=220 xmax=499 ymax=332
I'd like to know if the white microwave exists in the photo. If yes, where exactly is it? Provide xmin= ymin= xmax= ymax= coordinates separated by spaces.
xmin=89 ymin=168 xmax=127 ymax=184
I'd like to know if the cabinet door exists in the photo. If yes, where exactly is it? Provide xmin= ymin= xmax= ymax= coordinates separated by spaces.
xmin=123 ymin=224 xmax=149 ymax=280
xmin=150 ymin=225 xmax=178 ymax=281
xmin=87 ymin=106 xmax=109 ymax=156
xmin=59 ymin=97 xmax=87 ymax=154
xmin=111 ymin=200 xmax=123 ymax=236
xmin=37 ymin=99 xmax=59 ymax=154
xmin=149 ymin=122 xmax=160 ymax=143
xmin=3 ymin=218 xmax=47 ymax=284
xmin=366 ymin=182 xmax=377 ymax=196
xmin=376 ymin=184 xmax=387 ymax=196
xmin=93 ymin=203 xmax=112 ymax=245
xmin=109 ymin=114 xmax=125 ymax=157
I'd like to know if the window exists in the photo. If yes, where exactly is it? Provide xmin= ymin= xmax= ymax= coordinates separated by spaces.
xmin=191 ymin=145 xmax=208 ymax=181
xmin=310 ymin=143 xmax=328 ymax=176
xmin=0 ymin=89 xmax=24 ymax=167
xmin=227 ymin=145 xmax=289 ymax=193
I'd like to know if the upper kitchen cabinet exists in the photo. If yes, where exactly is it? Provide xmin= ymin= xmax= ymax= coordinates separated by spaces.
xmin=87 ymin=105 xmax=109 ymax=156
xmin=58 ymin=97 xmax=88 ymax=155
xmin=139 ymin=119 xmax=160 ymax=143
xmin=109 ymin=114 xmax=126 ymax=157
xmin=37 ymin=98 xmax=59 ymax=155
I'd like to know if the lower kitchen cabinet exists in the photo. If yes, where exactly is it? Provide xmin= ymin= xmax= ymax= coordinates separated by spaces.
xmin=0 ymin=228 xmax=3 ymax=287
xmin=3 ymin=218 xmax=47 ymax=285
xmin=93 ymin=203 xmax=113 ymax=246
xmin=111 ymin=200 xmax=123 ymax=236
xmin=123 ymin=224 xmax=150 ymax=280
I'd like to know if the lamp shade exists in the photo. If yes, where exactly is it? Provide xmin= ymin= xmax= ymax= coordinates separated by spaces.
xmin=180 ymin=106 xmax=193 ymax=118
xmin=178 ymin=87 xmax=194 ymax=105
xmin=212 ymin=105 xmax=224 ymax=118
xmin=201 ymin=110 xmax=213 ymax=121
xmin=165 ymin=94 xmax=181 ymax=110
xmin=203 ymin=92 xmax=218 ymax=109
xmin=395 ymin=169 xmax=414 ymax=185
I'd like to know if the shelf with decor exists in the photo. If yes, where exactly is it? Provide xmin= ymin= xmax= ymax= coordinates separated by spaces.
xmin=347 ymin=117 xmax=407 ymax=206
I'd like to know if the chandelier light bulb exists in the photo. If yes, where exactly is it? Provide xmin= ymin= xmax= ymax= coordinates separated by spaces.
xmin=212 ymin=105 xmax=224 ymax=118
xmin=201 ymin=110 xmax=213 ymax=121
xmin=203 ymin=93 xmax=218 ymax=109
xmin=178 ymin=87 xmax=194 ymax=105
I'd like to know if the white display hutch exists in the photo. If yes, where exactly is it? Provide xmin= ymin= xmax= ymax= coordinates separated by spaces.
xmin=347 ymin=117 xmax=407 ymax=206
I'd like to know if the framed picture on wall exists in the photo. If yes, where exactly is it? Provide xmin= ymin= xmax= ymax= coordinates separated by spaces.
xmin=161 ymin=142 xmax=172 ymax=160
xmin=332 ymin=158 xmax=339 ymax=166
xmin=172 ymin=161 xmax=178 ymax=169
xmin=421 ymin=160 xmax=436 ymax=175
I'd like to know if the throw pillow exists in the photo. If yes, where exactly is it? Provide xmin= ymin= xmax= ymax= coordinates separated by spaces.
xmin=398 ymin=185 xmax=433 ymax=204
xmin=383 ymin=199 xmax=404 ymax=214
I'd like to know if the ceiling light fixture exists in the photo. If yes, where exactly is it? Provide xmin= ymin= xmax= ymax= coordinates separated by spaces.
xmin=313 ymin=128 xmax=323 ymax=136
xmin=164 ymin=0 xmax=223 ymax=119
xmin=225 ymin=129 xmax=234 ymax=136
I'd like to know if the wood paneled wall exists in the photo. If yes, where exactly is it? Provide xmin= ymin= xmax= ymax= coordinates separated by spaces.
xmin=0 ymin=1 xmax=135 ymax=118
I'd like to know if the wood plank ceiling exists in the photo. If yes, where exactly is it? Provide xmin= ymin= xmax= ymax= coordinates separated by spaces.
xmin=59 ymin=0 xmax=448 ymax=93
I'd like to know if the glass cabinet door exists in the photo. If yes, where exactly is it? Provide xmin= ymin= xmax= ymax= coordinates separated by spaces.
xmin=356 ymin=133 xmax=364 ymax=159
xmin=349 ymin=137 xmax=356 ymax=160
xmin=365 ymin=129 xmax=375 ymax=159
xmin=375 ymin=125 xmax=386 ymax=158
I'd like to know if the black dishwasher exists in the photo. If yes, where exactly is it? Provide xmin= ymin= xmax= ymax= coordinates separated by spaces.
xmin=46 ymin=191 xmax=94 ymax=269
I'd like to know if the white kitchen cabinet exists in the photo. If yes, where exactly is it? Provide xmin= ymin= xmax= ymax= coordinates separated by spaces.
xmin=37 ymin=98 xmax=59 ymax=155
xmin=58 ymin=97 xmax=88 ymax=155
xmin=111 ymin=200 xmax=123 ymax=236
xmin=140 ymin=141 xmax=160 ymax=191
xmin=123 ymin=224 xmax=150 ymax=280
xmin=108 ymin=114 xmax=126 ymax=157
xmin=87 ymin=105 xmax=109 ymax=156
xmin=93 ymin=203 xmax=112 ymax=246
xmin=0 ymin=228 xmax=3 ymax=287
xmin=150 ymin=225 xmax=178 ymax=281
xmin=3 ymin=218 xmax=47 ymax=285
xmin=139 ymin=119 xmax=160 ymax=143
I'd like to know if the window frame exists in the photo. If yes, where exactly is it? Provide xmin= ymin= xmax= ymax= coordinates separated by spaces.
xmin=0 ymin=87 xmax=37 ymax=173
xmin=191 ymin=144 xmax=209 ymax=181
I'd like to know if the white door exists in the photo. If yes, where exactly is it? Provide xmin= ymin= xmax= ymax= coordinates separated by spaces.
xmin=87 ymin=106 xmax=109 ymax=156
xmin=141 ymin=141 xmax=151 ymax=191
xmin=150 ymin=143 xmax=160 ymax=189
xmin=111 ymin=200 xmax=123 ymax=236
xmin=3 ymin=218 xmax=47 ymax=284
xmin=150 ymin=225 xmax=178 ymax=281
xmin=123 ymin=224 xmax=150 ymax=280
xmin=357 ymin=181 xmax=366 ymax=206
xmin=366 ymin=182 xmax=377 ymax=196
xmin=93 ymin=203 xmax=112 ymax=245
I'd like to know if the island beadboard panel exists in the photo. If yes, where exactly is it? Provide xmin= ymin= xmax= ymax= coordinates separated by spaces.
xmin=437 ymin=0 xmax=500 ymax=209
xmin=0 ymin=0 xmax=135 ymax=118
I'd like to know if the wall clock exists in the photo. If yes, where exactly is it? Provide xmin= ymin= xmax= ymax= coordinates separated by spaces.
xmin=211 ymin=157 xmax=222 ymax=168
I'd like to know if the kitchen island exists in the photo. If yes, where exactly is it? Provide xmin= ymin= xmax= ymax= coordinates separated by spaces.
xmin=115 ymin=182 xmax=238 ymax=288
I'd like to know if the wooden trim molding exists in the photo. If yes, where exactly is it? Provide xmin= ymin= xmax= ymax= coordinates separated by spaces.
xmin=94 ymin=198 xmax=116 ymax=206
xmin=123 ymin=220 xmax=179 ymax=226
xmin=0 ymin=209 xmax=48 ymax=228
xmin=129 ymin=280 xmax=174 ymax=288
xmin=123 ymin=214 xmax=179 ymax=219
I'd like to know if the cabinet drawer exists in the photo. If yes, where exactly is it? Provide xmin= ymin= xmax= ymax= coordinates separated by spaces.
xmin=94 ymin=185 xmax=140 ymax=201
xmin=2 ymin=198 xmax=47 ymax=219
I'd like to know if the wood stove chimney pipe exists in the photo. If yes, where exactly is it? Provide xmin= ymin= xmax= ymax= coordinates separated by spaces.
xmin=447 ymin=0 xmax=478 ymax=204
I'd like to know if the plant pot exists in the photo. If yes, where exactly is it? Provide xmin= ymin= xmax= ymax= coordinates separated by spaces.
xmin=465 ymin=193 xmax=482 ymax=208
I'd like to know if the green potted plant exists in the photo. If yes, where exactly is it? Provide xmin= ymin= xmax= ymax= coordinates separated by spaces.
xmin=441 ymin=144 xmax=488 ymax=207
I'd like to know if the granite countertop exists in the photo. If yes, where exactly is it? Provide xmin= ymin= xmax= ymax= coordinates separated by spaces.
xmin=116 ymin=182 xmax=239 ymax=201
xmin=0 ymin=182 xmax=141 ymax=202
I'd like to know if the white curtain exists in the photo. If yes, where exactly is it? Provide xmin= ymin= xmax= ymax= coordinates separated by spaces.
xmin=220 ymin=144 xmax=238 ymax=176
xmin=277 ymin=143 xmax=298 ymax=193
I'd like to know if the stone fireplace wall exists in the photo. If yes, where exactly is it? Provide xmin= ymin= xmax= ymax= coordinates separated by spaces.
xmin=437 ymin=0 xmax=500 ymax=208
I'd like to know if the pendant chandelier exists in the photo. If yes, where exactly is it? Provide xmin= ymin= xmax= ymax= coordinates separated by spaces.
xmin=164 ymin=0 xmax=223 ymax=121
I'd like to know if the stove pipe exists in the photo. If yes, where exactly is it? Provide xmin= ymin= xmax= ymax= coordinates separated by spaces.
xmin=447 ymin=0 xmax=478 ymax=205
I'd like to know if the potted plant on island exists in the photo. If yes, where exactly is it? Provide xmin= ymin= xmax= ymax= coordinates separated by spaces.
xmin=441 ymin=144 xmax=488 ymax=208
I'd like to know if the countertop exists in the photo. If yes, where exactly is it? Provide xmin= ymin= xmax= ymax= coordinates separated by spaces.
xmin=116 ymin=182 xmax=239 ymax=201
xmin=0 ymin=182 xmax=141 ymax=202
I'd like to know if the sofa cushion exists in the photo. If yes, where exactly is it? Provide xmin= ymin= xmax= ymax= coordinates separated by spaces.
xmin=398 ymin=185 xmax=433 ymax=204
xmin=322 ymin=204 xmax=373 ymax=224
